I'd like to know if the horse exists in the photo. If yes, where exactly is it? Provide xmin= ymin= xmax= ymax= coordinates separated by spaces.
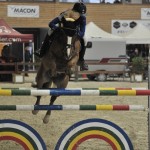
xmin=32 ymin=26 xmax=81 ymax=124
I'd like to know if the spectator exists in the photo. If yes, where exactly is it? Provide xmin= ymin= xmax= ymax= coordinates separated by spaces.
xmin=101 ymin=0 xmax=105 ymax=3
xmin=130 ymin=48 xmax=139 ymax=62
xmin=0 ymin=44 xmax=13 ymax=82
xmin=1 ymin=44 xmax=10 ymax=62
xmin=114 ymin=0 xmax=121 ymax=3
xmin=25 ymin=46 xmax=31 ymax=77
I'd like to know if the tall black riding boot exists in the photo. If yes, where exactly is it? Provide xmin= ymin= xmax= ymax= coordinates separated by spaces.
xmin=78 ymin=38 xmax=88 ymax=71
xmin=35 ymin=33 xmax=51 ymax=58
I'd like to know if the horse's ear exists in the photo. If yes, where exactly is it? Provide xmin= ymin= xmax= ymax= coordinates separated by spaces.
xmin=86 ymin=41 xmax=92 ymax=48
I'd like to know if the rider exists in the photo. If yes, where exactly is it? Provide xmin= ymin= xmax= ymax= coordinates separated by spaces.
xmin=34 ymin=2 xmax=88 ymax=70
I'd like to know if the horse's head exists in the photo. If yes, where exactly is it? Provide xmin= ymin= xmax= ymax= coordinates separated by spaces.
xmin=51 ymin=19 xmax=80 ymax=61
xmin=61 ymin=17 xmax=80 ymax=61
xmin=64 ymin=35 xmax=80 ymax=61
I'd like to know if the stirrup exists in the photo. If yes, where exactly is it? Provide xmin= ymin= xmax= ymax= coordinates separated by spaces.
xmin=34 ymin=50 xmax=44 ymax=58
xmin=31 ymin=82 xmax=37 ymax=88
xmin=78 ymin=61 xmax=89 ymax=71
xmin=80 ymin=64 xmax=88 ymax=71
xmin=34 ymin=51 xmax=41 ymax=57
xmin=77 ymin=60 xmax=83 ymax=66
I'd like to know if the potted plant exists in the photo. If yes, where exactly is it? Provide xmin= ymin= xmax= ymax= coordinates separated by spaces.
xmin=130 ymin=56 xmax=145 ymax=82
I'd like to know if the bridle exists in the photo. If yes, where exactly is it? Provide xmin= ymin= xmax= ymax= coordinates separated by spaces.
xmin=62 ymin=27 xmax=80 ymax=61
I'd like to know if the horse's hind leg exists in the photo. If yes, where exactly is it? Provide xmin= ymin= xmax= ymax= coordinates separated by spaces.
xmin=43 ymin=95 xmax=57 ymax=124
xmin=32 ymin=81 xmax=51 ymax=115
xmin=32 ymin=96 xmax=41 ymax=115
xmin=32 ymin=80 xmax=43 ymax=115
xmin=43 ymin=74 xmax=70 ymax=124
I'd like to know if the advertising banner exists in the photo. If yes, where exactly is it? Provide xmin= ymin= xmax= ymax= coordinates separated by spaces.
xmin=7 ymin=5 xmax=39 ymax=18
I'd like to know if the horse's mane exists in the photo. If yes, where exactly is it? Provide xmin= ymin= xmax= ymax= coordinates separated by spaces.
xmin=52 ymin=28 xmax=67 ymax=41
xmin=46 ymin=27 xmax=79 ymax=61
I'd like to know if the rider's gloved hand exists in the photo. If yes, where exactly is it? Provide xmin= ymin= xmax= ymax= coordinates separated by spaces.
xmin=51 ymin=26 xmax=58 ymax=30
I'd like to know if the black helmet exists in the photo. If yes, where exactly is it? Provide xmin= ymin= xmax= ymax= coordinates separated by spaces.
xmin=72 ymin=2 xmax=86 ymax=14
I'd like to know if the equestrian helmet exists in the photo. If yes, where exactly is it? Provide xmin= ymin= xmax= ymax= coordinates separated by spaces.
xmin=72 ymin=2 xmax=86 ymax=14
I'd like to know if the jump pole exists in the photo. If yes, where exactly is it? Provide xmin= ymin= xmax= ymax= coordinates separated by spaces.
xmin=1 ymin=89 xmax=150 ymax=96
xmin=0 ymin=87 xmax=147 ymax=90
xmin=0 ymin=105 xmax=145 ymax=111
xmin=148 ymin=57 xmax=150 ymax=150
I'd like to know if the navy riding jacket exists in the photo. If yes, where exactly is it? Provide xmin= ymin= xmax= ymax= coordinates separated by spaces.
xmin=49 ymin=12 xmax=86 ymax=38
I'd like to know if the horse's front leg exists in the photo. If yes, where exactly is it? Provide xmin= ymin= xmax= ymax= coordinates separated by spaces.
xmin=32 ymin=96 xmax=41 ymax=115
xmin=67 ymin=55 xmax=79 ymax=68
xmin=44 ymin=57 xmax=57 ymax=77
xmin=67 ymin=39 xmax=80 ymax=68
xmin=43 ymin=96 xmax=58 ymax=124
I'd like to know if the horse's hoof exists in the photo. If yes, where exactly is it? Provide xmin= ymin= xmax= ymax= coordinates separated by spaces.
xmin=43 ymin=115 xmax=50 ymax=124
xmin=31 ymin=82 xmax=37 ymax=88
xmin=32 ymin=110 xmax=39 ymax=115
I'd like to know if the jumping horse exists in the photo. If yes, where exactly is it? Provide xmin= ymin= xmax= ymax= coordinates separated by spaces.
xmin=32 ymin=20 xmax=81 ymax=124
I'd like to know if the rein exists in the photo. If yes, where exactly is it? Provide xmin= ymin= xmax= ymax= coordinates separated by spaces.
xmin=62 ymin=27 xmax=77 ymax=31
xmin=64 ymin=35 xmax=79 ymax=61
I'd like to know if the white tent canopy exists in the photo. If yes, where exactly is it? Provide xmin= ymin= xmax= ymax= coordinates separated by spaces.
xmin=119 ymin=23 xmax=150 ymax=44
xmin=84 ymin=22 xmax=124 ymax=42
xmin=83 ymin=22 xmax=127 ymax=61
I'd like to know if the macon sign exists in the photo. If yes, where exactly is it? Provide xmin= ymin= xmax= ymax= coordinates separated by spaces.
xmin=7 ymin=5 xmax=39 ymax=18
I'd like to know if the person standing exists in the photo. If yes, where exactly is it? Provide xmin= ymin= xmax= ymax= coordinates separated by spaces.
xmin=25 ymin=46 xmax=32 ymax=76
